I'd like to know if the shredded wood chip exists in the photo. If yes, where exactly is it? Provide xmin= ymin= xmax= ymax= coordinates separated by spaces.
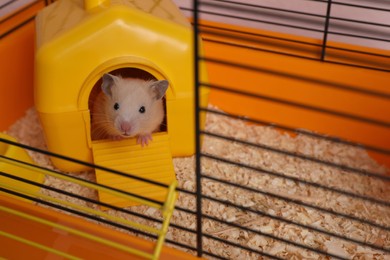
xmin=5 ymin=106 xmax=390 ymax=259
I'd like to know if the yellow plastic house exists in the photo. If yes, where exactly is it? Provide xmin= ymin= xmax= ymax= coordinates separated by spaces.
xmin=34 ymin=0 xmax=209 ymax=207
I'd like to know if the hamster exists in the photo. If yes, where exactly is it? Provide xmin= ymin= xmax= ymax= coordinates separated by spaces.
xmin=91 ymin=73 xmax=168 ymax=146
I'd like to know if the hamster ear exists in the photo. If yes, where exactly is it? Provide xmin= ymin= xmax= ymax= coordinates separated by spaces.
xmin=149 ymin=80 xmax=169 ymax=100
xmin=101 ymin=73 xmax=119 ymax=97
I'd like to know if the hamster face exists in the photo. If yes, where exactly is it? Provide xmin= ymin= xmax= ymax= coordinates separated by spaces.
xmin=108 ymin=81 xmax=163 ymax=137
xmin=95 ymin=74 xmax=168 ymax=139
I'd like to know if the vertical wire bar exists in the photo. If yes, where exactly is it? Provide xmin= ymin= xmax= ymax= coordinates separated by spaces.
xmin=321 ymin=0 xmax=333 ymax=61
xmin=193 ymin=0 xmax=203 ymax=257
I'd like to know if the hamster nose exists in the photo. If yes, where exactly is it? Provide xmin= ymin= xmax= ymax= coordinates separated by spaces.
xmin=120 ymin=122 xmax=132 ymax=133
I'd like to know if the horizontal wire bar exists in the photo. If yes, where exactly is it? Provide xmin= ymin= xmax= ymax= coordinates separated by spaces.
xmin=0 ymin=0 xmax=43 ymax=37
xmin=175 ymin=186 xmax=197 ymax=196
xmin=194 ymin=5 xmax=390 ymax=42
xmin=331 ymin=1 xmax=390 ymax=12
xmin=0 ymin=167 xmax=196 ymax=235
xmin=201 ymin=194 xmax=390 ymax=253
xmin=0 ymin=15 xmax=35 ymax=39
xmin=203 ymin=37 xmax=389 ymax=74
xmin=0 ymin=137 xmax=169 ymax=190
xmin=325 ymin=44 xmax=390 ymax=59
xmin=196 ymin=21 xmax=389 ymax=72
xmin=303 ymin=0 xmax=327 ymax=2
xmin=202 ymin=36 xmax=318 ymax=61
xmin=2 ymin=182 xmax=162 ymax=236
xmin=181 ymin=7 xmax=325 ymax=33
xmin=201 ymin=81 xmax=390 ymax=128
xmin=0 ymin=171 xmax=195 ymax=233
xmin=205 ymin=0 xmax=390 ymax=29
xmin=205 ymin=0 xmax=327 ymax=3
xmin=0 ymin=0 xmax=16 ymax=9
xmin=4 ymin=184 xmax=199 ymax=256
xmin=201 ymin=152 xmax=390 ymax=207
xmin=200 ymin=22 xmax=390 ymax=60
xmin=0 ymin=187 xmax=158 ymax=240
xmin=171 ymin=203 xmax=197 ymax=216
xmin=202 ymin=36 xmax=390 ymax=73
xmin=199 ymin=22 xmax=322 ymax=48
xmin=2 ymin=182 xmax=199 ymax=254
xmin=203 ymin=0 xmax=327 ymax=19
xmin=0 ymin=170 xmax=161 ymax=223
xmin=328 ymin=30 xmax=390 ymax=43
xmin=206 ymin=125 xmax=389 ymax=180
xmin=200 ymin=57 xmax=390 ymax=99
xmin=201 ymin=173 xmax=389 ymax=231
xmin=322 ymin=59 xmax=390 ymax=73
xmin=199 ymin=0 xmax=390 ymax=12
xmin=192 ymin=4 xmax=390 ymax=72
xmin=202 ymin=232 xmax=282 ymax=259
xmin=0 ymin=191 xmax=155 ymax=259
xmin=202 ymin=129 xmax=389 ymax=181
xmin=0 ymin=142 xmax=197 ymax=231
xmin=330 ymin=15 xmax=390 ymax=28
xmin=164 ymin=239 xmax=198 ymax=253
xmin=201 ymin=250 xmax=228 ymax=260
xmin=0 ymin=154 xmax=164 ymax=208
xmin=201 ymin=107 xmax=390 ymax=155
xmin=202 ymin=213 xmax=348 ymax=259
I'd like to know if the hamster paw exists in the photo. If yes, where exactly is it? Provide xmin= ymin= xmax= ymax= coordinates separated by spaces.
xmin=137 ymin=134 xmax=153 ymax=147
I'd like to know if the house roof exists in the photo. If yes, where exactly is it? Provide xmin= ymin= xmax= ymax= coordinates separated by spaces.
xmin=36 ymin=0 xmax=190 ymax=49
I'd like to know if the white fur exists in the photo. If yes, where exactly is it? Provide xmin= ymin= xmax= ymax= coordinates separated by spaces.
xmin=91 ymin=75 xmax=166 ymax=140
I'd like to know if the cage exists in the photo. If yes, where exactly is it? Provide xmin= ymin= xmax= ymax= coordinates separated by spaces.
xmin=0 ymin=0 xmax=389 ymax=259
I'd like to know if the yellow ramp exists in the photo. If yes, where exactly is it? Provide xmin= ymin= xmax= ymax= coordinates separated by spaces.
xmin=92 ymin=132 xmax=177 ymax=208
xmin=0 ymin=133 xmax=45 ymax=204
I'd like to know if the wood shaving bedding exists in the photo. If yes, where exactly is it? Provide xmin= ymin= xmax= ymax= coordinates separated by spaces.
xmin=5 ymin=106 xmax=390 ymax=259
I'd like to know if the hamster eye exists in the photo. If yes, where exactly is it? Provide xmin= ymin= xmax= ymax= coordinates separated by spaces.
xmin=114 ymin=103 xmax=120 ymax=110
xmin=139 ymin=106 xmax=145 ymax=113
